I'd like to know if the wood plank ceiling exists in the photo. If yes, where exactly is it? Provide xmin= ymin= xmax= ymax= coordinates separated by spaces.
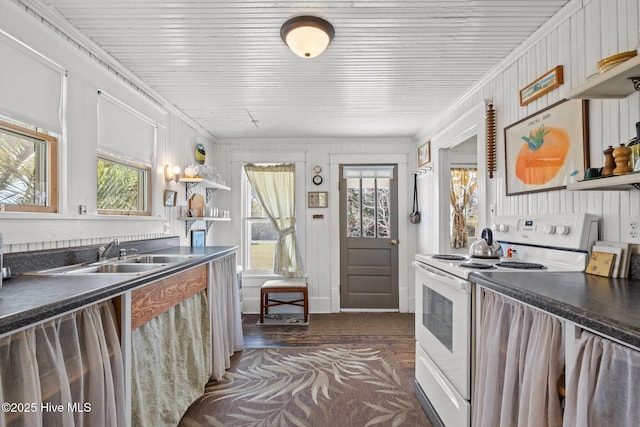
xmin=37 ymin=0 xmax=571 ymax=140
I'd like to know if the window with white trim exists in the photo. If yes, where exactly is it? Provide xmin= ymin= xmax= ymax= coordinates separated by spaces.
xmin=242 ymin=166 xmax=279 ymax=272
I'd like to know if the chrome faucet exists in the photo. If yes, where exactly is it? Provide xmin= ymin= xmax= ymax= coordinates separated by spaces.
xmin=97 ymin=238 xmax=119 ymax=261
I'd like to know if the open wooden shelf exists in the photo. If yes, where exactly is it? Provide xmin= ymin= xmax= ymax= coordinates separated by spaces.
xmin=566 ymin=54 xmax=640 ymax=99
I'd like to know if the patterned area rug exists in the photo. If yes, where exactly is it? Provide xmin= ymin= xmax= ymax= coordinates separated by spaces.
xmin=180 ymin=346 xmax=429 ymax=427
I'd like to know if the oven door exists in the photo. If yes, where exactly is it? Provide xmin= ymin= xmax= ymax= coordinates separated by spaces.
xmin=413 ymin=261 xmax=471 ymax=399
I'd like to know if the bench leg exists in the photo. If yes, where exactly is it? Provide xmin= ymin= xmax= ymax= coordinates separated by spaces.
xmin=303 ymin=288 xmax=308 ymax=323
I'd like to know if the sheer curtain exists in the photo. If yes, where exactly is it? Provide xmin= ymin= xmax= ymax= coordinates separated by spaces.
xmin=244 ymin=163 xmax=303 ymax=277
xmin=131 ymin=290 xmax=210 ymax=427
xmin=564 ymin=330 xmax=640 ymax=426
xmin=0 ymin=301 xmax=124 ymax=427
xmin=473 ymin=289 xmax=564 ymax=427
xmin=209 ymin=253 xmax=244 ymax=380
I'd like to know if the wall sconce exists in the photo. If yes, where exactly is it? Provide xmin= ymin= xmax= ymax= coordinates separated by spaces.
xmin=281 ymin=16 xmax=335 ymax=58
xmin=164 ymin=164 xmax=181 ymax=182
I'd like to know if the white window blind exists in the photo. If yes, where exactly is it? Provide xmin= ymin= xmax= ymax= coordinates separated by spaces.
xmin=97 ymin=91 xmax=156 ymax=165
xmin=0 ymin=32 xmax=65 ymax=133
xmin=342 ymin=165 xmax=395 ymax=179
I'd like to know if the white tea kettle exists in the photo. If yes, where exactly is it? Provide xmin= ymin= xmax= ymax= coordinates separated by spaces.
xmin=469 ymin=228 xmax=504 ymax=258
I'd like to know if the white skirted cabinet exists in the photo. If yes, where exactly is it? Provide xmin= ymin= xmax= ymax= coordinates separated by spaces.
xmin=475 ymin=288 xmax=640 ymax=427
xmin=0 ymin=301 xmax=125 ymax=427
xmin=123 ymin=252 xmax=243 ymax=427
xmin=0 ymin=253 xmax=241 ymax=427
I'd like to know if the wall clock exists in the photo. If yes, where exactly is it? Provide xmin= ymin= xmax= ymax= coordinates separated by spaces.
xmin=312 ymin=175 xmax=323 ymax=185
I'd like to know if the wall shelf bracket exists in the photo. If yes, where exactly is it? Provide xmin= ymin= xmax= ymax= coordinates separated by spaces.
xmin=184 ymin=182 xmax=198 ymax=200
xmin=205 ymin=187 xmax=218 ymax=204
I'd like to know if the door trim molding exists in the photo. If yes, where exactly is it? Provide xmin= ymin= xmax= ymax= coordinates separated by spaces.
xmin=329 ymin=153 xmax=409 ymax=313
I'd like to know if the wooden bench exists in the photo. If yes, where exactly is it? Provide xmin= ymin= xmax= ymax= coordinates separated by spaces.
xmin=260 ymin=279 xmax=308 ymax=323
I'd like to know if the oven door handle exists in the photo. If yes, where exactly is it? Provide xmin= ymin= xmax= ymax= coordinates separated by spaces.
xmin=412 ymin=261 xmax=471 ymax=293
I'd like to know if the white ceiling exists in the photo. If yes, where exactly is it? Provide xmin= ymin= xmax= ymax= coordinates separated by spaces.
xmin=35 ymin=0 xmax=571 ymax=140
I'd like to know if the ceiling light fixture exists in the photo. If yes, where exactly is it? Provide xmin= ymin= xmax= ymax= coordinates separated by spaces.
xmin=280 ymin=16 xmax=335 ymax=58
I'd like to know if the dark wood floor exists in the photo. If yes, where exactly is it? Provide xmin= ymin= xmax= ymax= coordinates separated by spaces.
xmin=241 ymin=313 xmax=417 ymax=385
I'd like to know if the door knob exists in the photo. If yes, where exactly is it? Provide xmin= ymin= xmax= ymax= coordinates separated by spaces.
xmin=390 ymin=239 xmax=399 ymax=245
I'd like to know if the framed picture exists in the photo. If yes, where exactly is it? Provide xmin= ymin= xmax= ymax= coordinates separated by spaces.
xmin=163 ymin=190 xmax=177 ymax=206
xmin=519 ymin=65 xmax=563 ymax=106
xmin=308 ymin=191 xmax=328 ymax=208
xmin=418 ymin=141 xmax=431 ymax=167
xmin=191 ymin=229 xmax=206 ymax=247
xmin=504 ymin=99 xmax=589 ymax=196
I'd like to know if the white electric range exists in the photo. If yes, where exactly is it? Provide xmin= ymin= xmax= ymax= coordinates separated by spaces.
xmin=412 ymin=213 xmax=599 ymax=427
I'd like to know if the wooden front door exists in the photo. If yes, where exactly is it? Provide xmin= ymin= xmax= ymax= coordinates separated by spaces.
xmin=339 ymin=164 xmax=399 ymax=309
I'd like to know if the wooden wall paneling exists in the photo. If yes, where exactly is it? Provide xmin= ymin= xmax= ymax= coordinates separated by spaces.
xmin=130 ymin=264 xmax=207 ymax=329
xmin=617 ymin=0 xmax=628 ymax=51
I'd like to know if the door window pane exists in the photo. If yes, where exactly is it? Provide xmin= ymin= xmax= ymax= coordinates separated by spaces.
xmin=346 ymin=177 xmax=391 ymax=238
xmin=346 ymin=178 xmax=361 ymax=237
xmin=376 ymin=178 xmax=390 ymax=238
xmin=362 ymin=178 xmax=376 ymax=237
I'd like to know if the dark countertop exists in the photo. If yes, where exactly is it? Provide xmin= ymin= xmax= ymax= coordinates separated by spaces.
xmin=0 ymin=246 xmax=237 ymax=336
xmin=470 ymin=271 xmax=640 ymax=349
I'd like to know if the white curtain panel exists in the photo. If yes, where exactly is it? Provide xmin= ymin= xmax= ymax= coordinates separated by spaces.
xmin=209 ymin=253 xmax=244 ymax=380
xmin=473 ymin=289 xmax=564 ymax=427
xmin=563 ymin=330 xmax=640 ymax=426
xmin=244 ymin=163 xmax=304 ymax=277
xmin=0 ymin=301 xmax=124 ymax=427
xmin=131 ymin=290 xmax=210 ymax=427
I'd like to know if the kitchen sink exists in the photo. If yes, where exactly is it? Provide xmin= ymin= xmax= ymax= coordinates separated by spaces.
xmin=65 ymin=263 xmax=166 ymax=274
xmin=25 ymin=253 xmax=198 ymax=276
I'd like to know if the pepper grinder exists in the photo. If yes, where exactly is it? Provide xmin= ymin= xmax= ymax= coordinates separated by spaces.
xmin=602 ymin=146 xmax=615 ymax=176
xmin=613 ymin=143 xmax=633 ymax=175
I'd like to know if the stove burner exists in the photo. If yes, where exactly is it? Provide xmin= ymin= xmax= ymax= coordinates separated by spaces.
xmin=459 ymin=262 xmax=496 ymax=269
xmin=432 ymin=254 xmax=467 ymax=261
xmin=496 ymin=262 xmax=546 ymax=270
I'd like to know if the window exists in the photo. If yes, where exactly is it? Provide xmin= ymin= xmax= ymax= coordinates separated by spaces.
xmin=0 ymin=119 xmax=57 ymax=212
xmin=450 ymin=167 xmax=478 ymax=249
xmin=242 ymin=170 xmax=279 ymax=272
xmin=97 ymin=155 xmax=150 ymax=215
xmin=343 ymin=166 xmax=394 ymax=239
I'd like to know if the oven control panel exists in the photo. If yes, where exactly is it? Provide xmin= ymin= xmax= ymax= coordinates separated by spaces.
xmin=490 ymin=213 xmax=599 ymax=251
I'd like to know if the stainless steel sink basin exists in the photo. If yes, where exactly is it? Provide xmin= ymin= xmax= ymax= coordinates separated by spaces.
xmin=126 ymin=254 xmax=197 ymax=264
xmin=24 ymin=252 xmax=199 ymax=276
xmin=66 ymin=263 xmax=166 ymax=274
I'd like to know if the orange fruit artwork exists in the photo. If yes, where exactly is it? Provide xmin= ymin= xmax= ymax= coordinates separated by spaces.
xmin=515 ymin=126 xmax=570 ymax=185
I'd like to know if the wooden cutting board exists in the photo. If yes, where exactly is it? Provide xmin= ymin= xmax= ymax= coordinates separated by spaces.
xmin=189 ymin=194 xmax=205 ymax=216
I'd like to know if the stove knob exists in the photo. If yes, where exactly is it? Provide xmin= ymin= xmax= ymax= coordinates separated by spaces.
xmin=556 ymin=225 xmax=570 ymax=235
xmin=498 ymin=224 xmax=508 ymax=232
xmin=543 ymin=224 xmax=556 ymax=234
xmin=491 ymin=223 xmax=499 ymax=231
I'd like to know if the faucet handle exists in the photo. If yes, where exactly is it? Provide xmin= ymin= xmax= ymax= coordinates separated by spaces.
xmin=118 ymin=248 xmax=138 ymax=260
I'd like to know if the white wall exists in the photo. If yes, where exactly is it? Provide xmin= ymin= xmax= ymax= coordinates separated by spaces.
xmin=0 ymin=1 xmax=213 ymax=252
xmin=417 ymin=0 xmax=640 ymax=254
xmin=210 ymin=138 xmax=417 ymax=313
